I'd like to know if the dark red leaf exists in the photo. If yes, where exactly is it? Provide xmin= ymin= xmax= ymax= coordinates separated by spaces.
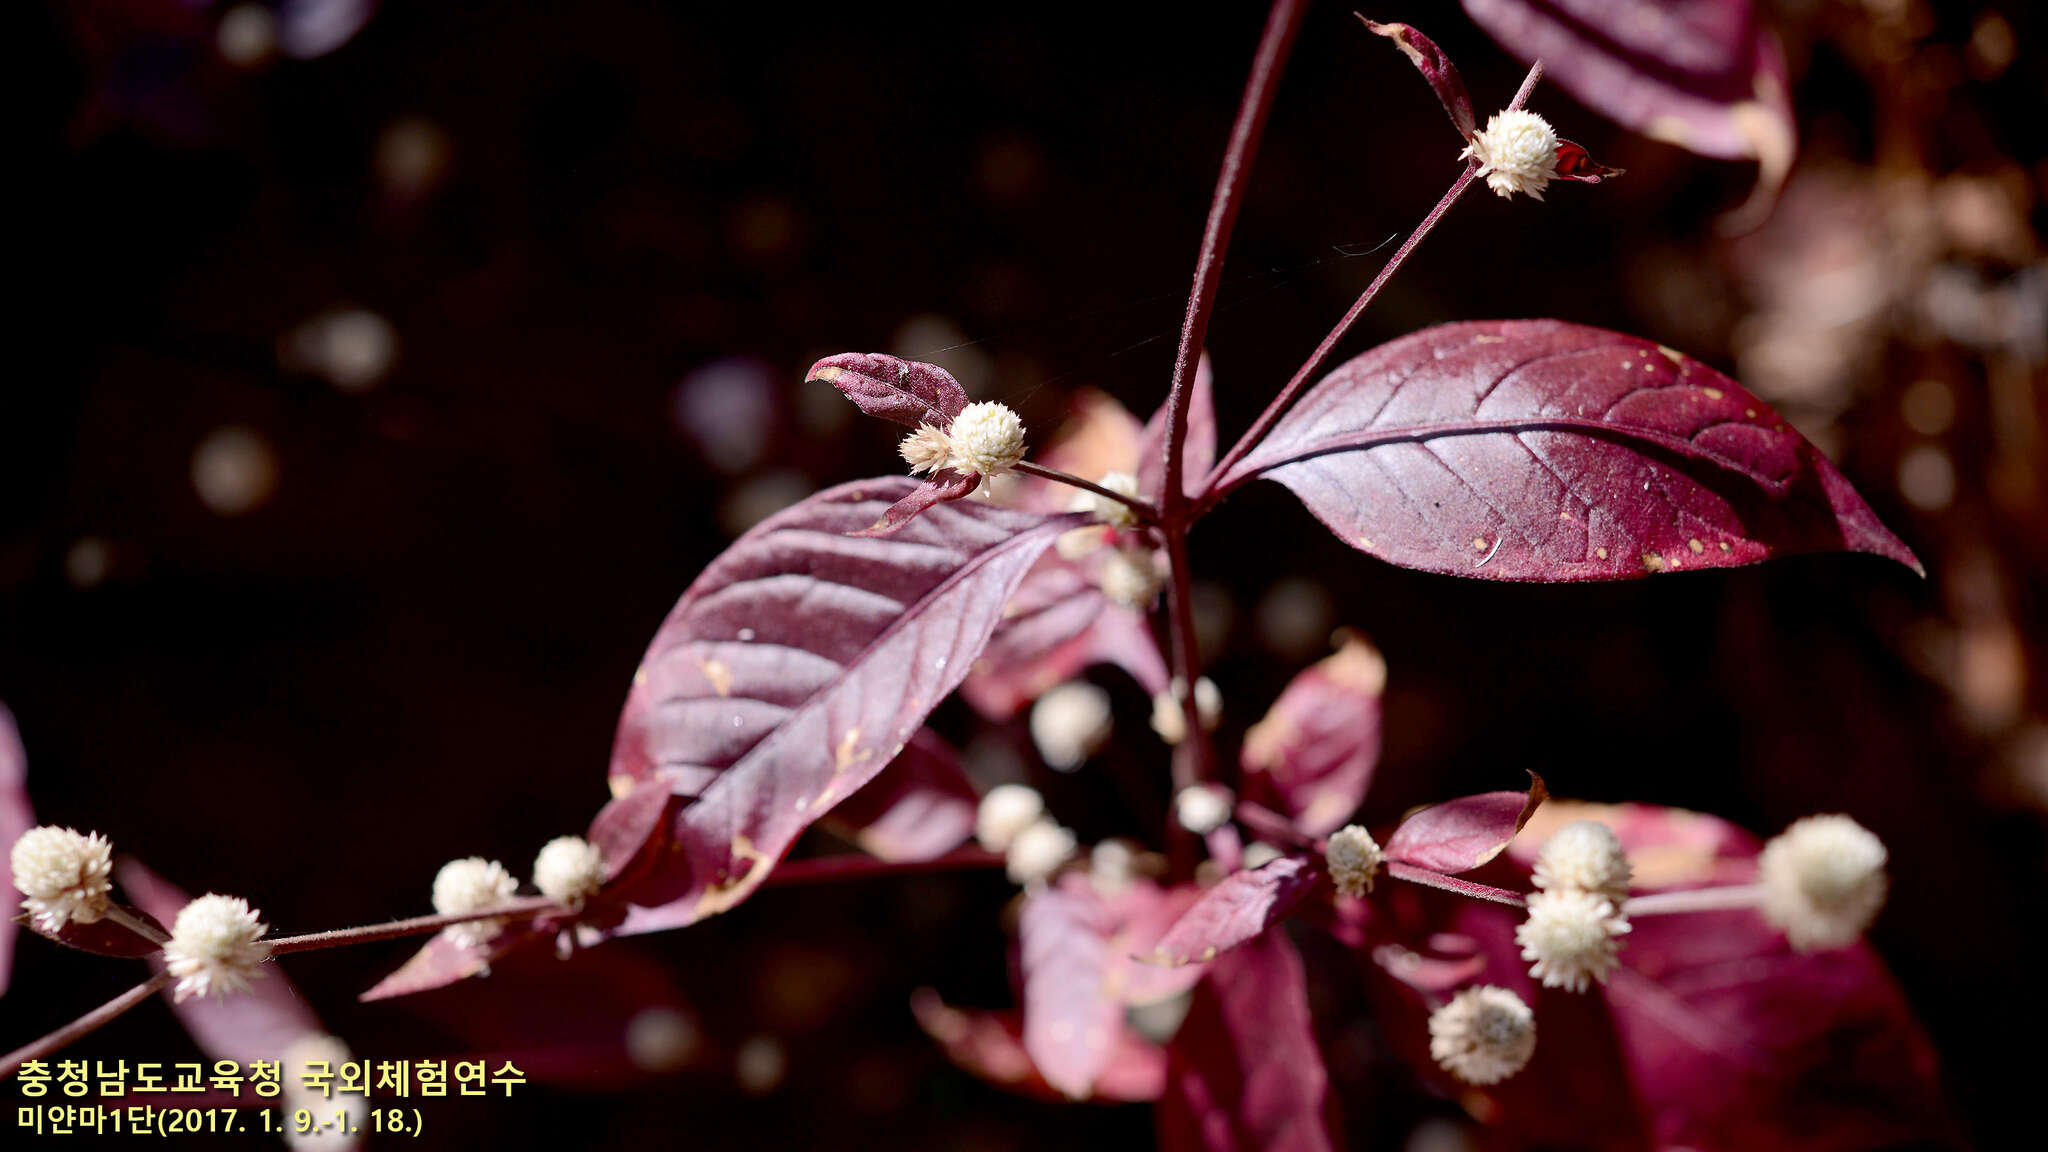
xmin=819 ymin=729 xmax=978 ymax=863
xmin=360 ymin=924 xmax=550 ymax=1002
xmin=1240 ymin=632 xmax=1384 ymax=837
xmin=22 ymin=904 xmax=168 ymax=959
xmin=1139 ymin=352 xmax=1217 ymax=501
xmin=850 ymin=468 xmax=981 ymax=537
xmin=1554 ymin=138 xmax=1625 ymax=183
xmin=1460 ymin=0 xmax=1795 ymax=166
xmin=1368 ymin=940 xmax=1488 ymax=995
xmin=116 ymin=858 xmax=324 ymax=1067
xmin=0 ymin=704 xmax=33 ymax=993
xmin=911 ymin=990 xmax=1166 ymax=1103
xmin=1226 ymin=320 xmax=1919 ymax=582
xmin=1360 ymin=18 xmax=1477 ymax=140
xmin=1146 ymin=856 xmax=1321 ymax=967
xmin=959 ymin=554 xmax=1169 ymax=721
xmin=584 ymin=778 xmax=677 ymax=886
xmin=1383 ymin=774 xmax=1546 ymax=874
xmin=806 ymin=352 xmax=968 ymax=430
xmin=605 ymin=478 xmax=1082 ymax=933
xmin=1158 ymin=930 xmax=1335 ymax=1152
xmin=1019 ymin=881 xmax=1122 ymax=1100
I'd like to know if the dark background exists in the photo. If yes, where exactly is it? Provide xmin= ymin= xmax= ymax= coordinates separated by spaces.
xmin=7 ymin=1 xmax=2043 ymax=1147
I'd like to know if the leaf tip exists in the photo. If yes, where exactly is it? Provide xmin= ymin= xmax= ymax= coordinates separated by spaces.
xmin=808 ymin=364 xmax=842 ymax=384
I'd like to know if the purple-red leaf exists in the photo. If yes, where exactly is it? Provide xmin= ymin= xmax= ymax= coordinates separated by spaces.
xmin=1227 ymin=320 xmax=1919 ymax=581
xmin=1361 ymin=18 xmax=1477 ymax=140
xmin=1383 ymin=774 xmax=1547 ymax=874
xmin=1158 ymin=929 xmax=1335 ymax=1152
xmin=1139 ymin=352 xmax=1217 ymax=501
xmin=850 ymin=468 xmax=980 ymax=537
xmin=1240 ymin=633 xmax=1384 ymax=837
xmin=606 ymin=477 xmax=1082 ymax=933
xmin=1555 ymin=138 xmax=1625 ymax=183
xmin=807 ymin=353 xmax=968 ymax=430
xmin=359 ymin=925 xmax=548 ymax=1002
xmin=0 ymin=704 xmax=33 ymax=993
xmin=1147 ymin=856 xmax=1321 ymax=967
xmin=959 ymin=554 xmax=1169 ymax=721
xmin=1020 ymin=881 xmax=1122 ymax=1100
xmin=117 ymin=858 xmax=324 ymax=1067
xmin=820 ymin=729 xmax=978 ymax=863
xmin=1460 ymin=0 xmax=1795 ymax=166
xmin=911 ymin=990 xmax=1166 ymax=1103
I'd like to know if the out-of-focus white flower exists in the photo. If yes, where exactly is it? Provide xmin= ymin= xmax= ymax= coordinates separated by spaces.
xmin=1174 ymin=785 xmax=1233 ymax=835
xmin=1532 ymin=820 xmax=1632 ymax=905
xmin=1758 ymin=814 xmax=1888 ymax=952
xmin=163 ymin=895 xmax=270 ymax=1001
xmin=281 ymin=1033 xmax=369 ymax=1149
xmin=1085 ymin=471 xmax=1142 ymax=528
xmin=533 ymin=836 xmax=605 ymax=906
xmin=1242 ymin=842 xmax=1283 ymax=870
xmin=432 ymin=857 xmax=518 ymax=947
xmin=11 ymin=826 xmax=114 ymax=933
xmin=1098 ymin=547 xmax=1164 ymax=609
xmin=1461 ymin=109 xmax=1559 ymax=200
xmin=898 ymin=423 xmax=952 ymax=475
xmin=948 ymin=402 xmax=1026 ymax=477
xmin=1517 ymin=889 xmax=1629 ymax=992
xmin=1030 ymin=681 xmax=1113 ymax=771
xmin=1428 ymin=985 xmax=1536 ymax=1085
xmin=1149 ymin=677 xmax=1222 ymax=745
xmin=975 ymin=784 xmax=1046 ymax=853
xmin=1005 ymin=818 xmax=1077 ymax=886
xmin=1090 ymin=838 xmax=1137 ymax=896
xmin=1325 ymin=825 xmax=1384 ymax=899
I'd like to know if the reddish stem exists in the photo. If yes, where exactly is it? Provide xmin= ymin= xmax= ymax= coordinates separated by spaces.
xmin=1 ymin=971 xmax=174 ymax=1080
xmin=1386 ymin=861 xmax=1528 ymax=908
xmin=1163 ymin=528 xmax=1211 ymax=792
xmin=1622 ymin=884 xmax=1762 ymax=917
xmin=1160 ymin=0 xmax=1307 ymax=514
xmin=267 ymin=896 xmax=561 ymax=956
xmin=1013 ymin=460 xmax=1159 ymax=523
xmin=1199 ymin=61 xmax=1545 ymax=507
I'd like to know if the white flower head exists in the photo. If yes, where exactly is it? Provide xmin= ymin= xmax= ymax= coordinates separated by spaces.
xmin=1030 ymin=681 xmax=1113 ymax=771
xmin=432 ymin=857 xmax=518 ymax=947
xmin=1532 ymin=820 xmax=1632 ymax=905
xmin=1517 ymin=888 xmax=1630 ymax=992
xmin=1149 ymin=677 xmax=1222 ymax=745
xmin=1005 ymin=817 xmax=1077 ymax=886
xmin=975 ymin=783 xmax=1046 ymax=853
xmin=11 ymin=825 xmax=114 ymax=933
xmin=898 ymin=423 xmax=952 ymax=476
xmin=1084 ymin=471 xmax=1142 ymax=528
xmin=163 ymin=894 xmax=270 ymax=1001
xmin=1758 ymin=814 xmax=1888 ymax=952
xmin=1174 ymin=785 xmax=1233 ymax=835
xmin=533 ymin=836 xmax=605 ymax=906
xmin=1429 ymin=985 xmax=1536 ymax=1085
xmin=1098 ymin=546 xmax=1164 ymax=609
xmin=1090 ymin=838 xmax=1137 ymax=896
xmin=947 ymin=401 xmax=1026 ymax=477
xmin=1461 ymin=109 xmax=1560 ymax=200
xmin=1325 ymin=824 xmax=1384 ymax=899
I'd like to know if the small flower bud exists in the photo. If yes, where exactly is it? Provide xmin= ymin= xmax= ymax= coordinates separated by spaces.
xmin=1325 ymin=824 xmax=1384 ymax=899
xmin=533 ymin=836 xmax=605 ymax=906
xmin=1090 ymin=838 xmax=1137 ymax=896
xmin=432 ymin=857 xmax=518 ymax=947
xmin=1174 ymin=785 xmax=1233 ymax=835
xmin=947 ymin=401 xmax=1026 ymax=477
xmin=1461 ymin=109 xmax=1560 ymax=200
xmin=1758 ymin=814 xmax=1887 ymax=952
xmin=898 ymin=423 xmax=952 ymax=476
xmin=1005 ymin=818 xmax=1077 ymax=886
xmin=1149 ymin=677 xmax=1222 ymax=745
xmin=1098 ymin=546 xmax=1164 ymax=609
xmin=11 ymin=825 xmax=114 ymax=933
xmin=1532 ymin=820 xmax=1632 ymax=905
xmin=1428 ymin=985 xmax=1536 ymax=1085
xmin=163 ymin=894 xmax=271 ymax=1001
xmin=975 ymin=784 xmax=1046 ymax=853
xmin=1029 ymin=681 xmax=1113 ymax=771
xmin=1517 ymin=888 xmax=1630 ymax=993
xmin=1242 ymin=842 xmax=1283 ymax=870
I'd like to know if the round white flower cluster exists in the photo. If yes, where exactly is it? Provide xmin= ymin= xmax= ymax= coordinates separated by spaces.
xmin=1532 ymin=820 xmax=1632 ymax=905
xmin=432 ymin=857 xmax=518 ymax=948
xmin=1324 ymin=824 xmax=1384 ymax=899
xmin=1428 ymin=985 xmax=1536 ymax=1085
xmin=898 ymin=401 xmax=1027 ymax=480
xmin=1461 ymin=109 xmax=1560 ymax=200
xmin=533 ymin=836 xmax=605 ymax=906
xmin=1758 ymin=814 xmax=1887 ymax=952
xmin=164 ymin=894 xmax=271 ymax=1002
xmin=1517 ymin=888 xmax=1630 ymax=993
xmin=11 ymin=825 xmax=114 ymax=933
xmin=1030 ymin=681 xmax=1113 ymax=771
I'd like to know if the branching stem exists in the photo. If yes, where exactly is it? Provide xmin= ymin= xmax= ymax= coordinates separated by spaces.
xmin=267 ymin=896 xmax=561 ymax=956
xmin=1 ymin=971 xmax=174 ymax=1080
xmin=1012 ymin=461 xmax=1158 ymax=523
xmin=1622 ymin=884 xmax=1764 ymax=917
